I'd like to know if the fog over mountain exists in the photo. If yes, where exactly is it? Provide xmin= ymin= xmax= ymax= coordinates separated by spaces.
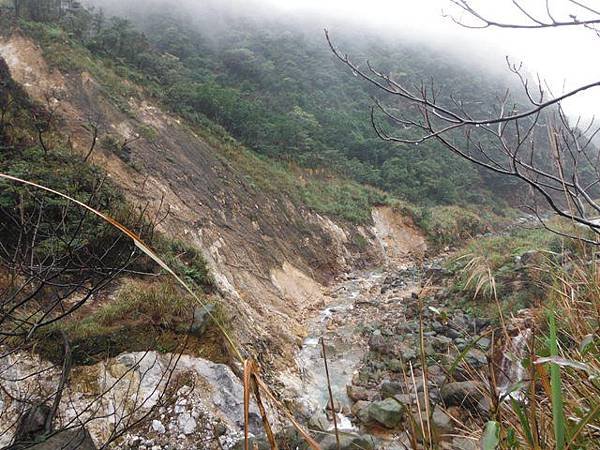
xmin=85 ymin=0 xmax=600 ymax=120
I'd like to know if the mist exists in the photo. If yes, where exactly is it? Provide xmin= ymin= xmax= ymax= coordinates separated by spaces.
xmin=84 ymin=0 xmax=600 ymax=120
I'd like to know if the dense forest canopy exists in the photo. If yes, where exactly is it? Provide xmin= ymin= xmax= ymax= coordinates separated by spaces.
xmin=3 ymin=0 xmax=530 ymax=207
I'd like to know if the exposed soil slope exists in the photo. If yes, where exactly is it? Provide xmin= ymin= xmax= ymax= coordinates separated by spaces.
xmin=0 ymin=31 xmax=425 ymax=367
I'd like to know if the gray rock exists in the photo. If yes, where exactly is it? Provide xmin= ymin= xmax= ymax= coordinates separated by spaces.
xmin=432 ymin=404 xmax=454 ymax=436
xmin=368 ymin=398 xmax=405 ymax=429
xmin=320 ymin=433 xmax=374 ymax=450
xmin=151 ymin=419 xmax=165 ymax=434
xmin=440 ymin=382 xmax=488 ymax=415
xmin=177 ymin=412 xmax=196 ymax=435
xmin=351 ymin=400 xmax=371 ymax=424
xmin=368 ymin=333 xmax=387 ymax=353
xmin=392 ymin=393 xmax=414 ymax=404
xmin=451 ymin=437 xmax=479 ymax=450
xmin=437 ymin=325 xmax=460 ymax=339
xmin=398 ymin=342 xmax=417 ymax=361
xmin=347 ymin=385 xmax=375 ymax=402
xmin=387 ymin=358 xmax=404 ymax=372
xmin=20 ymin=428 xmax=97 ymax=450
xmin=380 ymin=380 xmax=404 ymax=398
xmin=189 ymin=304 xmax=216 ymax=337
xmin=431 ymin=335 xmax=453 ymax=351
xmin=477 ymin=337 xmax=491 ymax=351
xmin=465 ymin=349 xmax=487 ymax=368
xmin=454 ymin=338 xmax=467 ymax=350
xmin=308 ymin=412 xmax=330 ymax=432
xmin=326 ymin=398 xmax=342 ymax=413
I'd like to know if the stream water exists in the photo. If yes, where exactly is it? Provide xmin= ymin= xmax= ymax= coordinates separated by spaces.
xmin=296 ymin=271 xmax=386 ymax=430
xmin=291 ymin=255 xmax=532 ymax=447
xmin=294 ymin=265 xmax=422 ymax=443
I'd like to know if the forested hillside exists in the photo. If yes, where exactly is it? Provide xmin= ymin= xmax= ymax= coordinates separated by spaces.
xmin=3 ymin=1 xmax=600 ymax=449
xmin=48 ymin=0 xmax=523 ymax=207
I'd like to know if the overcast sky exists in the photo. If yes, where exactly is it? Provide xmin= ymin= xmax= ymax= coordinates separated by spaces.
xmin=258 ymin=0 xmax=600 ymax=120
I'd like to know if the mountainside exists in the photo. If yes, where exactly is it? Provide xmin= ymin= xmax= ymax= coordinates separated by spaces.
xmin=0 ymin=23 xmax=431 ymax=364
xmin=5 ymin=3 xmax=599 ymax=450
xmin=72 ymin=0 xmax=525 ymax=207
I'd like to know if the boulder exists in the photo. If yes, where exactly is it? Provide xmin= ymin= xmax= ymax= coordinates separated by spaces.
xmin=14 ymin=428 xmax=97 ymax=450
xmin=440 ymin=382 xmax=488 ymax=415
xmin=347 ymin=385 xmax=375 ymax=402
xmin=189 ymin=304 xmax=216 ymax=337
xmin=379 ymin=380 xmax=404 ymax=399
xmin=319 ymin=433 xmax=374 ymax=450
xmin=367 ymin=398 xmax=405 ymax=429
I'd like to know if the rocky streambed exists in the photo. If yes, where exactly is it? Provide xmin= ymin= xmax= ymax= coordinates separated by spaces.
xmin=285 ymin=255 xmax=526 ymax=450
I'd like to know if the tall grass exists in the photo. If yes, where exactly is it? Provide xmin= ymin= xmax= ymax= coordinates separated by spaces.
xmin=447 ymin=237 xmax=600 ymax=449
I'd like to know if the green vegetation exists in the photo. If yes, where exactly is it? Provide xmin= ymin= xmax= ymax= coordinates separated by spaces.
xmin=220 ymin=142 xmax=387 ymax=223
xmin=12 ymin=2 xmax=521 ymax=209
xmin=0 ymin=54 xmax=215 ymax=363
xmin=8 ymin=4 xmax=528 ymax=228
xmin=447 ymin=228 xmax=558 ymax=314
xmin=13 ymin=18 xmax=388 ymax=223
xmin=439 ymin=226 xmax=600 ymax=447
xmin=156 ymin=238 xmax=214 ymax=289
xmin=390 ymin=200 xmax=511 ymax=250
xmin=36 ymin=278 xmax=229 ymax=365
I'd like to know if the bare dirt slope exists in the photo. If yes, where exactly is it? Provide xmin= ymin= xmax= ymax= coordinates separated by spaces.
xmin=0 ymin=32 xmax=426 ymax=367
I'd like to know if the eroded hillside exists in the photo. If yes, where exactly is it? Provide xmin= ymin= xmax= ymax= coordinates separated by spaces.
xmin=0 ymin=30 xmax=426 ymax=369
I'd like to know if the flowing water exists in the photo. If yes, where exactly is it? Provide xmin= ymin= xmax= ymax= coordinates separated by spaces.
xmin=295 ymin=270 xmax=386 ymax=430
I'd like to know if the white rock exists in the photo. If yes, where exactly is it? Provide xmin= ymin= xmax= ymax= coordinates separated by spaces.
xmin=152 ymin=419 xmax=166 ymax=434
xmin=177 ymin=413 xmax=197 ymax=435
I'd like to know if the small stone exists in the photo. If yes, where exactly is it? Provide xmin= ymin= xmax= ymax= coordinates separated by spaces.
xmin=347 ymin=385 xmax=373 ymax=401
xmin=441 ymin=381 xmax=489 ymax=415
xmin=432 ymin=404 xmax=454 ymax=436
xmin=477 ymin=337 xmax=491 ymax=350
xmin=368 ymin=398 xmax=405 ymax=429
xmin=465 ymin=349 xmax=487 ymax=368
xmin=326 ymin=398 xmax=341 ymax=413
xmin=320 ymin=433 xmax=374 ymax=450
xmin=177 ymin=413 xmax=197 ymax=435
xmin=152 ymin=419 xmax=166 ymax=434
xmin=380 ymin=380 xmax=404 ymax=398
xmin=387 ymin=358 xmax=404 ymax=372
xmin=451 ymin=437 xmax=478 ymax=450
xmin=308 ymin=412 xmax=330 ymax=431
xmin=431 ymin=335 xmax=453 ymax=351
xmin=398 ymin=342 xmax=417 ymax=361
xmin=351 ymin=401 xmax=371 ymax=424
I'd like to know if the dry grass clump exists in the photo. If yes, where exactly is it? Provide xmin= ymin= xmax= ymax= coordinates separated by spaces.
xmin=438 ymin=245 xmax=600 ymax=449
